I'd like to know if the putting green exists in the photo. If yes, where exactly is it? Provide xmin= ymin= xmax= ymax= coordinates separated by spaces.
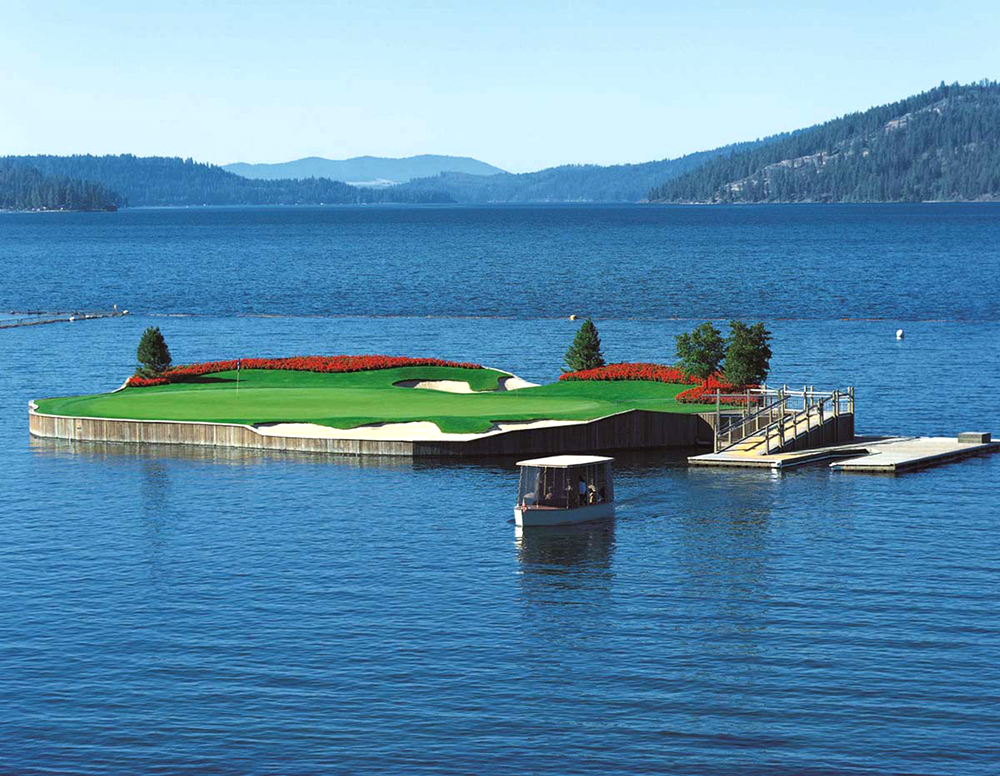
xmin=34 ymin=366 xmax=716 ymax=434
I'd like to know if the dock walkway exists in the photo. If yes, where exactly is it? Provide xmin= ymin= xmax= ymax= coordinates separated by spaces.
xmin=689 ymin=435 xmax=998 ymax=473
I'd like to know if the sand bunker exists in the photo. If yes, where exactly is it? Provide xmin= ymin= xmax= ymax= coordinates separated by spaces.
xmin=254 ymin=416 xmax=590 ymax=443
xmin=393 ymin=374 xmax=539 ymax=393
xmin=393 ymin=380 xmax=478 ymax=393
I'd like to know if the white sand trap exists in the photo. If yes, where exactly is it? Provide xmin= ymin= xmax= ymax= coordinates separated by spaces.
xmin=393 ymin=374 xmax=539 ymax=393
xmin=254 ymin=416 xmax=591 ymax=443
xmin=393 ymin=380 xmax=479 ymax=393
xmin=498 ymin=376 xmax=538 ymax=390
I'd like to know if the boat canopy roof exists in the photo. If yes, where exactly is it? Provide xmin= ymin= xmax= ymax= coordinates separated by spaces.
xmin=516 ymin=455 xmax=614 ymax=468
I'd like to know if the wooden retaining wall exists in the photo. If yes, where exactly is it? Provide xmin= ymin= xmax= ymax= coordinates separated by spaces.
xmin=29 ymin=406 xmax=714 ymax=458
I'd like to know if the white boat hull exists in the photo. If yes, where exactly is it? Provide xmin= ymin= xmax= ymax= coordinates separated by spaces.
xmin=514 ymin=501 xmax=615 ymax=527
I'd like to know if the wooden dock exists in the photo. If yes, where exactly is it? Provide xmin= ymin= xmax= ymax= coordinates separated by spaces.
xmin=689 ymin=435 xmax=998 ymax=473
xmin=830 ymin=436 xmax=999 ymax=473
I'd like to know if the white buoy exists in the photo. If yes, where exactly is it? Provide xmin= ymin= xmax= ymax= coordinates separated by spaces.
xmin=896 ymin=328 xmax=904 ymax=340
xmin=569 ymin=314 xmax=578 ymax=321
xmin=69 ymin=316 xmax=76 ymax=322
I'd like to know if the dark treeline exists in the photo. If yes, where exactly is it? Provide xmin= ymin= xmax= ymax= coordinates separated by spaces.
xmin=649 ymin=81 xmax=1000 ymax=203
xmin=396 ymin=139 xmax=776 ymax=203
xmin=0 ymin=162 xmax=121 ymax=211
xmin=0 ymin=155 xmax=453 ymax=207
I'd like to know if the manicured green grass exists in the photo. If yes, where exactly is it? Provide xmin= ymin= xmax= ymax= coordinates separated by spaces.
xmin=35 ymin=366 xmax=717 ymax=434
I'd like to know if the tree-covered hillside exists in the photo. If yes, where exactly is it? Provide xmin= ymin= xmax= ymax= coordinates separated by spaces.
xmin=0 ymin=162 xmax=121 ymax=211
xmin=395 ymin=140 xmax=775 ymax=203
xmin=0 ymin=155 xmax=453 ymax=207
xmin=648 ymin=81 xmax=1000 ymax=203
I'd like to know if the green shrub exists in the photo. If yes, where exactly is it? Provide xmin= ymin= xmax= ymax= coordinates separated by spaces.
xmin=724 ymin=321 xmax=772 ymax=387
xmin=674 ymin=322 xmax=725 ymax=380
xmin=564 ymin=318 xmax=606 ymax=372
xmin=136 ymin=326 xmax=172 ymax=376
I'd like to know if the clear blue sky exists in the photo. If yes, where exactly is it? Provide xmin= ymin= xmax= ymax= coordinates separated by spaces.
xmin=3 ymin=0 xmax=997 ymax=172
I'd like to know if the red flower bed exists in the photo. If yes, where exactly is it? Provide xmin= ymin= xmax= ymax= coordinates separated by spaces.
xmin=126 ymin=355 xmax=484 ymax=388
xmin=560 ymin=362 xmax=754 ymax=405
xmin=127 ymin=375 xmax=172 ymax=387
xmin=560 ymin=362 xmax=702 ymax=385
xmin=676 ymin=374 xmax=749 ymax=404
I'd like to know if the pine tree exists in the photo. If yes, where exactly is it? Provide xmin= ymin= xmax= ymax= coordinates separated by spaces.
xmin=136 ymin=326 xmax=172 ymax=376
xmin=723 ymin=321 xmax=772 ymax=387
xmin=675 ymin=322 xmax=725 ymax=380
xmin=564 ymin=318 xmax=605 ymax=372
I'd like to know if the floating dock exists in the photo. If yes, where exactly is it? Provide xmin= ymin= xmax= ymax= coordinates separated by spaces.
xmin=830 ymin=435 xmax=998 ymax=473
xmin=689 ymin=386 xmax=997 ymax=473
xmin=689 ymin=434 xmax=998 ymax=473
xmin=0 ymin=310 xmax=128 ymax=329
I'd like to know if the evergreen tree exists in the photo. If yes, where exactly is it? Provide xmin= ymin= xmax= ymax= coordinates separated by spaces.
xmin=136 ymin=326 xmax=172 ymax=376
xmin=0 ymin=162 xmax=119 ymax=211
xmin=564 ymin=318 xmax=605 ymax=372
xmin=675 ymin=322 xmax=725 ymax=380
xmin=723 ymin=321 xmax=772 ymax=387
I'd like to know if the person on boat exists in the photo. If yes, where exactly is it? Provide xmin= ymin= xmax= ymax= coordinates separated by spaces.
xmin=578 ymin=476 xmax=588 ymax=507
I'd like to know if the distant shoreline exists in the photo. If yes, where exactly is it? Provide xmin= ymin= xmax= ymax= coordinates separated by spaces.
xmin=0 ymin=207 xmax=117 ymax=214
xmin=5 ymin=201 xmax=1000 ymax=215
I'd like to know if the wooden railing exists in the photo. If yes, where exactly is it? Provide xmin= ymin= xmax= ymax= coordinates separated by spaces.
xmin=714 ymin=386 xmax=854 ymax=454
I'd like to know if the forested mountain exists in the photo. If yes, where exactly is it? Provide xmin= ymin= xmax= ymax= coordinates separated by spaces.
xmin=16 ymin=81 xmax=997 ymax=208
xmin=224 ymin=154 xmax=505 ymax=183
xmin=394 ymin=140 xmax=774 ymax=202
xmin=649 ymin=81 xmax=1000 ymax=203
xmin=0 ymin=162 xmax=121 ymax=211
xmin=0 ymin=155 xmax=453 ymax=207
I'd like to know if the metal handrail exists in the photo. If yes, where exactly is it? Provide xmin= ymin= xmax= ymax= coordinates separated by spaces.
xmin=760 ymin=394 xmax=832 ymax=455
xmin=714 ymin=394 xmax=787 ymax=452
xmin=714 ymin=385 xmax=855 ymax=454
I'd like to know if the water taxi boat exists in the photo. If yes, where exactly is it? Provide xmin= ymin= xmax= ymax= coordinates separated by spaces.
xmin=514 ymin=455 xmax=615 ymax=526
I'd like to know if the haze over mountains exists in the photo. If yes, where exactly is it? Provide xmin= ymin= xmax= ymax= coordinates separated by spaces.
xmin=223 ymin=155 xmax=505 ymax=185
xmin=3 ymin=81 xmax=999 ymax=210
xmin=393 ymin=141 xmax=772 ymax=203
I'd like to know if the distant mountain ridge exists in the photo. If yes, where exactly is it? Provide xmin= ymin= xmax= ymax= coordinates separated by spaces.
xmin=1 ymin=155 xmax=453 ymax=207
xmin=11 ymin=81 xmax=998 ymax=208
xmin=224 ymin=154 xmax=505 ymax=184
xmin=649 ymin=81 xmax=1000 ymax=203
xmin=393 ymin=140 xmax=777 ymax=203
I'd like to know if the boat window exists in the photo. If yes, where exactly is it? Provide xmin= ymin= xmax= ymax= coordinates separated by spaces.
xmin=566 ymin=465 xmax=593 ymax=506
xmin=591 ymin=463 xmax=602 ymax=503
xmin=517 ymin=467 xmax=540 ymax=505
xmin=537 ymin=467 xmax=568 ymax=508
xmin=519 ymin=462 xmax=612 ymax=509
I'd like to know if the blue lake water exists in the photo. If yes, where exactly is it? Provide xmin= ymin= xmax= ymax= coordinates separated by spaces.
xmin=1 ymin=205 xmax=998 ymax=774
